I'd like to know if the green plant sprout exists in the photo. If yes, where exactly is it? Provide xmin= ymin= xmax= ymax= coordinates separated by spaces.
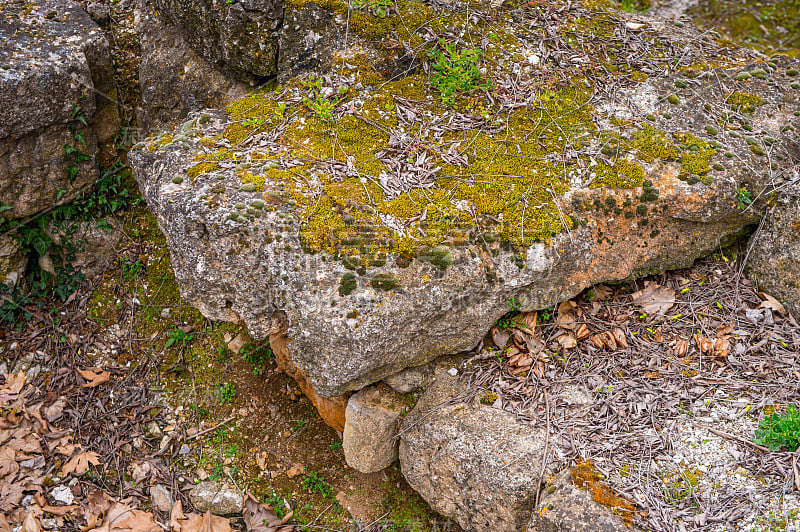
xmin=427 ymin=39 xmax=487 ymax=106
xmin=755 ymin=404 xmax=800 ymax=451
xmin=351 ymin=0 xmax=392 ymax=17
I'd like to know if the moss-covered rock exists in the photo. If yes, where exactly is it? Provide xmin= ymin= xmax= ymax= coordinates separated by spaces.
xmin=130 ymin=0 xmax=799 ymax=402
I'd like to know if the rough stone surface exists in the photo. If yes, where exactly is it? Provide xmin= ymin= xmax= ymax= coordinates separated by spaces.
xmin=151 ymin=0 xmax=283 ymax=80
xmin=149 ymin=484 xmax=174 ymax=513
xmin=399 ymin=370 xmax=552 ymax=531
xmin=747 ymin=179 xmax=800 ymax=319
xmin=136 ymin=0 xmax=247 ymax=130
xmin=188 ymin=481 xmax=243 ymax=515
xmin=0 ymin=236 xmax=27 ymax=289
xmin=528 ymin=471 xmax=635 ymax=532
xmin=0 ymin=0 xmax=119 ymax=221
xmin=46 ymin=216 xmax=123 ymax=279
xmin=129 ymin=4 xmax=799 ymax=403
xmin=382 ymin=364 xmax=432 ymax=394
xmin=342 ymin=383 xmax=404 ymax=473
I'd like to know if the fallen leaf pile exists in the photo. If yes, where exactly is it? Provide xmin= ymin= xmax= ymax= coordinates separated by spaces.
xmin=0 ymin=372 xmax=295 ymax=532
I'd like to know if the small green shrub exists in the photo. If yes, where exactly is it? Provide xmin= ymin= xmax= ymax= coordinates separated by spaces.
xmin=216 ymin=382 xmax=237 ymax=405
xmin=351 ymin=0 xmax=392 ymax=17
xmin=165 ymin=327 xmax=193 ymax=348
xmin=736 ymin=186 xmax=753 ymax=210
xmin=755 ymin=404 xmax=800 ymax=451
xmin=428 ymin=40 xmax=486 ymax=106
xmin=302 ymin=470 xmax=332 ymax=498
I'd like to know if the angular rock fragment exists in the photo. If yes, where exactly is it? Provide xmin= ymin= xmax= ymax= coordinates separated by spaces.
xmin=747 ymin=179 xmax=800 ymax=318
xmin=343 ymin=384 xmax=404 ymax=473
xmin=529 ymin=471 xmax=636 ymax=532
xmin=136 ymin=0 xmax=247 ymax=130
xmin=399 ymin=370 xmax=552 ymax=531
xmin=0 ymin=0 xmax=119 ymax=220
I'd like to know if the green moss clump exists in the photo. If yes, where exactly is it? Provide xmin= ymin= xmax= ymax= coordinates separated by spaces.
xmin=480 ymin=391 xmax=498 ymax=405
xmin=301 ymin=198 xmax=350 ymax=254
xmin=416 ymin=245 xmax=454 ymax=270
xmin=639 ymin=180 xmax=659 ymax=202
xmin=370 ymin=273 xmax=399 ymax=291
xmin=726 ymin=91 xmax=764 ymax=114
xmin=674 ymin=132 xmax=716 ymax=179
xmin=634 ymin=125 xmax=679 ymax=162
xmin=338 ymin=273 xmax=357 ymax=296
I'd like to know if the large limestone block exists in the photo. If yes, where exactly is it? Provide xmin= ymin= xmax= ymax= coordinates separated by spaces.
xmin=342 ymin=383 xmax=404 ymax=473
xmin=136 ymin=0 xmax=248 ymax=130
xmin=747 ymin=179 xmax=800 ymax=318
xmin=399 ymin=370 xmax=552 ymax=531
xmin=0 ymin=0 xmax=119 ymax=220
xmin=129 ymin=4 xmax=799 ymax=402
xmin=151 ymin=0 xmax=283 ymax=80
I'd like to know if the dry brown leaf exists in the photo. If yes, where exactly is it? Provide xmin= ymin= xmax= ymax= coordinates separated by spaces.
xmin=21 ymin=513 xmax=40 ymax=532
xmin=243 ymin=494 xmax=295 ymax=532
xmin=517 ymin=311 xmax=538 ymax=329
xmin=77 ymin=369 xmax=110 ymax=389
xmin=592 ymin=285 xmax=613 ymax=301
xmin=758 ymin=292 xmax=786 ymax=315
xmin=713 ymin=337 xmax=730 ymax=358
xmin=62 ymin=450 xmax=100 ymax=476
xmin=600 ymin=331 xmax=617 ymax=351
xmin=631 ymin=282 xmax=676 ymax=316
xmin=41 ymin=504 xmax=77 ymax=517
xmin=0 ymin=373 xmax=26 ymax=407
xmin=590 ymin=334 xmax=606 ymax=349
xmin=716 ymin=324 xmax=734 ymax=336
xmin=557 ymin=332 xmax=577 ymax=350
xmin=673 ymin=339 xmax=689 ymax=357
xmin=694 ymin=333 xmax=713 ymax=354
xmin=0 ymin=447 xmax=18 ymax=479
xmin=555 ymin=301 xmax=581 ymax=331
xmin=0 ymin=513 xmax=11 ymax=532
xmin=575 ymin=323 xmax=590 ymax=340
xmin=88 ymin=502 xmax=160 ymax=532
xmin=170 ymin=502 xmax=234 ymax=532
xmin=612 ymin=329 xmax=628 ymax=349
xmin=490 ymin=327 xmax=510 ymax=349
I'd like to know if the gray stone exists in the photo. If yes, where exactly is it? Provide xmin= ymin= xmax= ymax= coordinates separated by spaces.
xmin=0 ymin=235 xmax=27 ymax=289
xmin=188 ymin=481 xmax=243 ymax=515
xmin=399 ymin=370 xmax=552 ymax=532
xmin=135 ymin=0 xmax=247 ymax=130
xmin=0 ymin=0 xmax=119 ymax=221
xmin=529 ymin=471 xmax=635 ymax=532
xmin=382 ymin=365 xmax=432 ymax=394
xmin=47 ymin=216 xmax=123 ymax=279
xmin=151 ymin=0 xmax=282 ymax=80
xmin=343 ymin=384 xmax=404 ymax=473
xmin=747 ymin=178 xmax=800 ymax=319
xmin=150 ymin=484 xmax=174 ymax=513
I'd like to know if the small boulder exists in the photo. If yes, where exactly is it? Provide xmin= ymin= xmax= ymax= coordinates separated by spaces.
xmin=343 ymin=384 xmax=404 ymax=473
xmin=0 ymin=0 xmax=119 ymax=220
xmin=747 ymin=179 xmax=800 ymax=319
xmin=399 ymin=370 xmax=552 ymax=531
xmin=529 ymin=471 xmax=635 ymax=532
xmin=188 ymin=481 xmax=243 ymax=515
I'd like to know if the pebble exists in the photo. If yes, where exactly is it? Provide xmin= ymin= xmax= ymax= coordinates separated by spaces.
xmin=150 ymin=484 xmax=174 ymax=513
xmin=188 ymin=481 xmax=243 ymax=515
xmin=51 ymin=485 xmax=74 ymax=505
xmin=179 ymin=444 xmax=191 ymax=455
